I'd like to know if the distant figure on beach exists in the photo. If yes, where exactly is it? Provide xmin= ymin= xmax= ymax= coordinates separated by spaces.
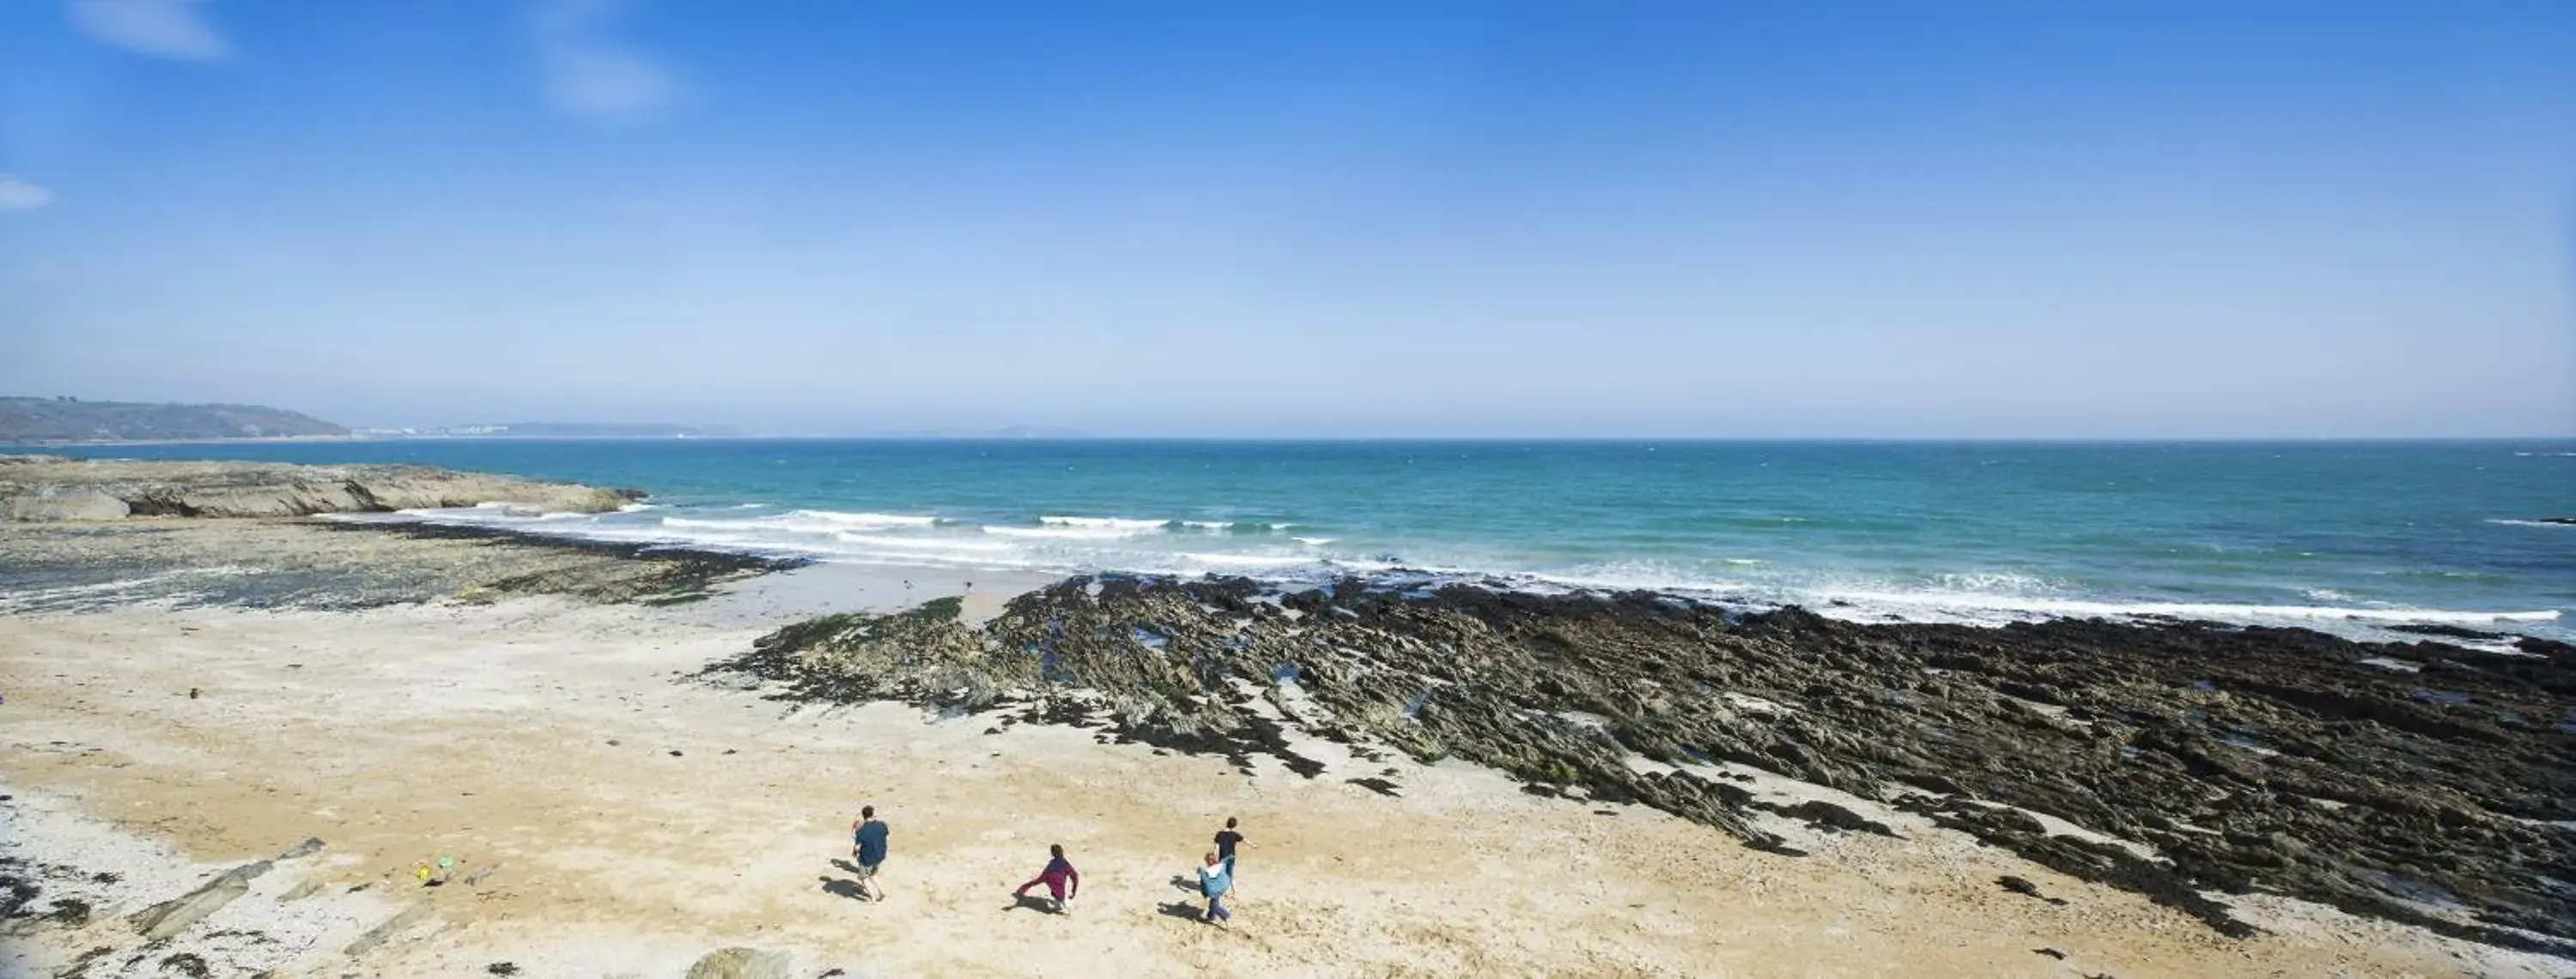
xmin=1013 ymin=843 xmax=1079 ymax=914
xmin=1213 ymin=816 xmax=1249 ymax=877
xmin=1196 ymin=850 xmax=1233 ymax=924
xmin=851 ymin=805 xmax=890 ymax=902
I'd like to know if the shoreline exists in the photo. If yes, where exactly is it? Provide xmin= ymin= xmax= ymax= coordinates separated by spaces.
xmin=17 ymin=504 xmax=2567 ymax=648
xmin=361 ymin=500 xmax=2576 ymax=648
xmin=12 ymin=447 xmax=2569 ymax=646
xmin=2 ymin=515 xmax=2571 ymax=974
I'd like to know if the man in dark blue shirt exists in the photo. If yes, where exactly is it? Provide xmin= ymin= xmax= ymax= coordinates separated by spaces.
xmin=851 ymin=805 xmax=890 ymax=903
xmin=1214 ymin=816 xmax=1248 ymax=876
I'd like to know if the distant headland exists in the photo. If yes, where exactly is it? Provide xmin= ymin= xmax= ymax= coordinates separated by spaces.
xmin=0 ymin=397 xmax=1093 ymax=443
xmin=0 ymin=397 xmax=347 ymax=443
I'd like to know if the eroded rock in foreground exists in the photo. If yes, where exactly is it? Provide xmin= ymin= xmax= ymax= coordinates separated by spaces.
xmin=0 ymin=454 xmax=638 ymax=520
xmin=706 ymin=575 xmax=2576 ymax=957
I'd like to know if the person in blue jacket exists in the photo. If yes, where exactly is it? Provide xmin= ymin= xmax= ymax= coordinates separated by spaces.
xmin=1196 ymin=850 xmax=1233 ymax=924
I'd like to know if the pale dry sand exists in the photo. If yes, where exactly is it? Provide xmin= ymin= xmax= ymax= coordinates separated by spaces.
xmin=0 ymin=571 xmax=2564 ymax=977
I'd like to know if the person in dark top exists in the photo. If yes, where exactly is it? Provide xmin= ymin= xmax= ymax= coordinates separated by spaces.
xmin=851 ymin=805 xmax=890 ymax=903
xmin=1014 ymin=843 xmax=1080 ymax=914
xmin=1213 ymin=816 xmax=1249 ymax=877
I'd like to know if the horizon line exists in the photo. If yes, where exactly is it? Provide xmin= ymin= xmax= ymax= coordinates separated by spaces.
xmin=15 ymin=433 xmax=2576 ymax=447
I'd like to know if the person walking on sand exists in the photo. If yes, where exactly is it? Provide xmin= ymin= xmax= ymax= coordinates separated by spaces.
xmin=1196 ymin=850 xmax=1234 ymax=924
xmin=851 ymin=805 xmax=890 ymax=902
xmin=1013 ymin=843 xmax=1080 ymax=914
xmin=1213 ymin=816 xmax=1249 ymax=878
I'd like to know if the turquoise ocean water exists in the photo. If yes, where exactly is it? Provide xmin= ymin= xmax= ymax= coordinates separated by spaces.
xmin=27 ymin=440 xmax=2574 ymax=642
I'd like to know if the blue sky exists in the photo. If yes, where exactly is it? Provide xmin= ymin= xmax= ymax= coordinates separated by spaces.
xmin=2 ymin=0 xmax=2571 ymax=437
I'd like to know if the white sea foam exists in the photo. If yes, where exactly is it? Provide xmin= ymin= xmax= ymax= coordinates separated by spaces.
xmin=2488 ymin=519 xmax=2572 ymax=529
xmin=833 ymin=532 xmax=1011 ymax=552
xmin=983 ymin=525 xmax=1132 ymax=539
xmin=2302 ymin=588 xmax=2352 ymax=602
xmin=1522 ymin=567 xmax=1751 ymax=596
xmin=398 ymin=504 xmax=592 ymax=524
xmin=1291 ymin=537 xmax=1336 ymax=546
xmin=1038 ymin=514 xmax=1170 ymax=529
xmin=1930 ymin=571 xmax=2058 ymax=593
xmin=781 ymin=509 xmax=941 ymax=527
xmin=661 ymin=510 xmax=940 ymax=537
xmin=1814 ymin=588 xmax=2561 ymax=627
xmin=818 ymin=553 xmax=1050 ymax=571
xmin=1173 ymin=551 xmax=1312 ymax=569
xmin=659 ymin=516 xmax=751 ymax=530
xmin=991 ymin=517 xmax=1171 ymax=539
xmin=1179 ymin=520 xmax=1235 ymax=532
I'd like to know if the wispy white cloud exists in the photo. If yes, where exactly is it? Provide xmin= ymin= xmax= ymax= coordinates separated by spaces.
xmin=64 ymin=0 xmax=230 ymax=62
xmin=529 ymin=0 xmax=684 ymax=125
xmin=0 ymin=175 xmax=55 ymax=211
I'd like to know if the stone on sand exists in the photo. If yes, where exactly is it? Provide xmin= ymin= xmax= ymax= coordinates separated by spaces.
xmin=684 ymin=946 xmax=793 ymax=979
xmin=129 ymin=860 xmax=274 ymax=941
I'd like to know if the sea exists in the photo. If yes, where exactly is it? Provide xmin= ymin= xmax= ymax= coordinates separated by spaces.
xmin=24 ymin=439 xmax=2575 ymax=643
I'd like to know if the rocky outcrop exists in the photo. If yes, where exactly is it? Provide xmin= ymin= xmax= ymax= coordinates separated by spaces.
xmin=0 ymin=519 xmax=804 ymax=611
xmin=684 ymin=947 xmax=793 ymax=979
xmin=343 ymin=903 xmax=434 ymax=958
xmin=129 ymin=860 xmax=273 ymax=941
xmin=0 ymin=455 xmax=639 ymax=521
xmin=0 ymin=485 xmax=128 ymax=520
xmin=705 ymin=575 xmax=2576 ymax=957
xmin=124 ymin=837 xmax=325 ymax=941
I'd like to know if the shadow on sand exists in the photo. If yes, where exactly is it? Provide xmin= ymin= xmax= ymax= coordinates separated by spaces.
xmin=819 ymin=876 xmax=868 ymax=902
xmin=1157 ymin=901 xmax=1212 ymax=923
xmin=1005 ymin=894 xmax=1062 ymax=914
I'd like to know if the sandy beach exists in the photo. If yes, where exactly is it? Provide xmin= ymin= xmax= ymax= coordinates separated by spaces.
xmin=1 ymin=520 xmax=2564 ymax=976
xmin=12 ymin=0 xmax=2571 ymax=968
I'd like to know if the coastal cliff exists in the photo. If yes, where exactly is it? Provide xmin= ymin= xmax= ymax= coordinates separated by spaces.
xmin=0 ymin=455 xmax=639 ymax=521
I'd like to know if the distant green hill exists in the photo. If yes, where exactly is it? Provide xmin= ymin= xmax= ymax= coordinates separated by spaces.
xmin=0 ymin=397 xmax=349 ymax=442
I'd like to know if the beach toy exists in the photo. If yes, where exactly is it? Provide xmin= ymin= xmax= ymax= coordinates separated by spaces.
xmin=417 ymin=856 xmax=458 ymax=885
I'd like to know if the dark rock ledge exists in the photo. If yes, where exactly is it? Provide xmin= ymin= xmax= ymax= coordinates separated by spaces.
xmin=700 ymin=574 xmax=2576 ymax=958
